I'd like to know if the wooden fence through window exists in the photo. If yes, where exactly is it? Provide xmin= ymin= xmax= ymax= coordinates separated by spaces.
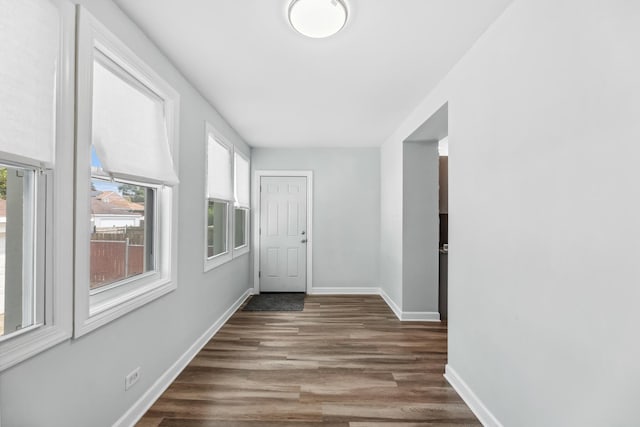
xmin=90 ymin=239 xmax=144 ymax=289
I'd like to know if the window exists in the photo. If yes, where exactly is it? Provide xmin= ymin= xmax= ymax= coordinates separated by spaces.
xmin=0 ymin=165 xmax=42 ymax=339
xmin=205 ymin=129 xmax=233 ymax=270
xmin=90 ymin=178 xmax=154 ymax=291
xmin=233 ymin=152 xmax=250 ymax=255
xmin=207 ymin=200 xmax=228 ymax=258
xmin=234 ymin=208 xmax=248 ymax=249
xmin=204 ymin=125 xmax=250 ymax=269
xmin=0 ymin=0 xmax=75 ymax=371
xmin=74 ymin=8 xmax=179 ymax=336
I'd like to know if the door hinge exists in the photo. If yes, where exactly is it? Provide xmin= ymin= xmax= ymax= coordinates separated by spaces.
xmin=259 ymin=271 xmax=261 ymax=278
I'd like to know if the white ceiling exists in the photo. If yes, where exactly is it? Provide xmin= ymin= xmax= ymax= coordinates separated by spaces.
xmin=114 ymin=0 xmax=513 ymax=148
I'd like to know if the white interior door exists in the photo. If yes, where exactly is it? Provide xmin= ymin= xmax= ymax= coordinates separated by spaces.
xmin=259 ymin=176 xmax=307 ymax=292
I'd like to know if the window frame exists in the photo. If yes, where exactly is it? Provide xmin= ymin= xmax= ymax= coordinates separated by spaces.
xmin=232 ymin=149 xmax=250 ymax=257
xmin=204 ymin=123 xmax=233 ymax=271
xmin=205 ymin=198 xmax=230 ymax=262
xmin=0 ymin=164 xmax=43 ymax=340
xmin=87 ymin=177 xmax=159 ymax=303
xmin=0 ymin=0 xmax=75 ymax=372
xmin=0 ymin=165 xmax=46 ymax=338
xmin=73 ymin=7 xmax=180 ymax=337
xmin=233 ymin=206 xmax=250 ymax=254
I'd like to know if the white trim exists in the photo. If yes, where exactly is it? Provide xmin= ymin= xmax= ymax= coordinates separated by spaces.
xmin=203 ymin=198 xmax=232 ymax=272
xmin=114 ymin=288 xmax=254 ymax=427
xmin=308 ymin=287 xmax=439 ymax=321
xmin=0 ymin=327 xmax=70 ymax=372
xmin=378 ymin=288 xmax=439 ymax=321
xmin=379 ymin=288 xmax=402 ymax=319
xmin=444 ymin=365 xmax=504 ymax=427
xmin=232 ymin=206 xmax=250 ymax=258
xmin=77 ymin=280 xmax=176 ymax=337
xmin=309 ymin=287 xmax=380 ymax=295
xmin=401 ymin=311 xmax=440 ymax=321
xmin=253 ymin=170 xmax=313 ymax=295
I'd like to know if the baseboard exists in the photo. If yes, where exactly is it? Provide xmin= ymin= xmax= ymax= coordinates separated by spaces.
xmin=309 ymin=286 xmax=380 ymax=295
xmin=378 ymin=288 xmax=440 ymax=321
xmin=379 ymin=288 xmax=402 ymax=319
xmin=401 ymin=311 xmax=440 ymax=321
xmin=444 ymin=365 xmax=504 ymax=427
xmin=114 ymin=288 xmax=254 ymax=427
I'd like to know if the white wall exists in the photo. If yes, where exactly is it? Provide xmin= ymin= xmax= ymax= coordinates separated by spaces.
xmin=402 ymin=141 xmax=439 ymax=314
xmin=0 ymin=1 xmax=251 ymax=425
xmin=252 ymin=148 xmax=380 ymax=290
xmin=382 ymin=0 xmax=640 ymax=425
xmin=380 ymin=141 xmax=403 ymax=306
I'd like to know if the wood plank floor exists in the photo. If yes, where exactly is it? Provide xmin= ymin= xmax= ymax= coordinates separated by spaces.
xmin=137 ymin=295 xmax=479 ymax=426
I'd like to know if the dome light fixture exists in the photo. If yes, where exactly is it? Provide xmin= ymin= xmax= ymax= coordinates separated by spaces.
xmin=288 ymin=0 xmax=348 ymax=39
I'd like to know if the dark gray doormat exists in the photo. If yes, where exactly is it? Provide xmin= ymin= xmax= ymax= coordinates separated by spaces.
xmin=242 ymin=292 xmax=305 ymax=311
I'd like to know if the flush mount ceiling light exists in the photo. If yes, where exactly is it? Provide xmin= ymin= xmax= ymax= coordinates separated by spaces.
xmin=288 ymin=0 xmax=348 ymax=39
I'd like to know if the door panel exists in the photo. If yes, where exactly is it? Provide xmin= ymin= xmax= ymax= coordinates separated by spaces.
xmin=259 ymin=176 xmax=307 ymax=292
xmin=287 ymin=248 xmax=299 ymax=277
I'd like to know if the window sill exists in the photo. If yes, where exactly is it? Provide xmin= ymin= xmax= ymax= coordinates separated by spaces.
xmin=74 ymin=277 xmax=176 ymax=338
xmin=0 ymin=325 xmax=71 ymax=372
xmin=204 ymin=251 xmax=233 ymax=272
xmin=233 ymin=245 xmax=250 ymax=258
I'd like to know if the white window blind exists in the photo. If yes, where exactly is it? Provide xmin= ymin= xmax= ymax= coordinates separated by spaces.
xmin=207 ymin=136 xmax=232 ymax=200
xmin=234 ymin=153 xmax=250 ymax=208
xmin=91 ymin=55 xmax=179 ymax=185
xmin=0 ymin=0 xmax=59 ymax=167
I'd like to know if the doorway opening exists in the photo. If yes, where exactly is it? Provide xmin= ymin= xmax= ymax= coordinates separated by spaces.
xmin=402 ymin=102 xmax=448 ymax=320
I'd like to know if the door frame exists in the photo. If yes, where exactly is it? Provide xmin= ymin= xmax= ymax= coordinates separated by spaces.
xmin=252 ymin=170 xmax=313 ymax=295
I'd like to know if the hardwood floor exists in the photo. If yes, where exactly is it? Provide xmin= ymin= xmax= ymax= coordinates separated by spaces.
xmin=137 ymin=295 xmax=479 ymax=426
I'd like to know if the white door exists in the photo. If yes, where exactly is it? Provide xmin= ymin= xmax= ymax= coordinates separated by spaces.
xmin=259 ymin=176 xmax=307 ymax=292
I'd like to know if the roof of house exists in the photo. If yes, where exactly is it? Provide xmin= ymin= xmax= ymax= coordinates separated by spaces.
xmin=0 ymin=192 xmax=142 ymax=218
xmin=91 ymin=191 xmax=144 ymax=216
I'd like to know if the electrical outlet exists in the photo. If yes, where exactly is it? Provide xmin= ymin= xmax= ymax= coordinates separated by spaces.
xmin=125 ymin=367 xmax=141 ymax=391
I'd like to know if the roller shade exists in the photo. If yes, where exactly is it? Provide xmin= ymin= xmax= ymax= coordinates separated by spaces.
xmin=234 ymin=153 xmax=250 ymax=208
xmin=207 ymin=136 xmax=232 ymax=200
xmin=91 ymin=56 xmax=178 ymax=185
xmin=0 ymin=0 xmax=59 ymax=167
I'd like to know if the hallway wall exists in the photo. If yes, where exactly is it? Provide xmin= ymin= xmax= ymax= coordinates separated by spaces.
xmin=381 ymin=0 xmax=640 ymax=425
xmin=252 ymin=148 xmax=380 ymax=290
xmin=402 ymin=141 xmax=439 ymax=314
xmin=380 ymin=141 xmax=404 ymax=307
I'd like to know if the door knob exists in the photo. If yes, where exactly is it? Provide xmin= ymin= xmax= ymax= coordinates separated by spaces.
xmin=301 ymin=231 xmax=306 ymax=235
xmin=301 ymin=239 xmax=307 ymax=243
